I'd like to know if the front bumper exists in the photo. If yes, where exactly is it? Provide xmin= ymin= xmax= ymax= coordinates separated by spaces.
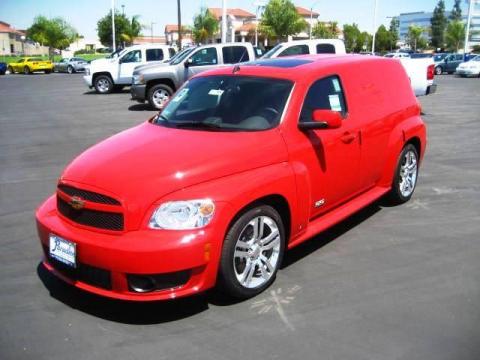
xmin=83 ymin=74 xmax=93 ymax=87
xmin=36 ymin=195 xmax=226 ymax=301
xmin=130 ymin=84 xmax=147 ymax=102
xmin=426 ymin=83 xmax=437 ymax=95
xmin=456 ymin=69 xmax=480 ymax=76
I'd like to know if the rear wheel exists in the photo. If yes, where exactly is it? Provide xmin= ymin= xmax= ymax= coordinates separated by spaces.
xmin=217 ymin=205 xmax=285 ymax=299
xmin=67 ymin=65 xmax=74 ymax=74
xmin=7 ymin=66 xmax=14 ymax=74
xmin=387 ymin=144 xmax=419 ymax=204
xmin=23 ymin=66 xmax=31 ymax=75
xmin=148 ymin=84 xmax=173 ymax=109
xmin=44 ymin=70 xmax=51 ymax=74
xmin=435 ymin=66 xmax=443 ymax=75
xmin=94 ymin=75 xmax=113 ymax=94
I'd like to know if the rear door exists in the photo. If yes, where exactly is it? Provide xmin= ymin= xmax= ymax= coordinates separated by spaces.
xmin=278 ymin=44 xmax=310 ymax=57
xmin=146 ymin=48 xmax=165 ymax=63
xmin=316 ymin=43 xmax=336 ymax=54
xmin=221 ymin=45 xmax=251 ymax=64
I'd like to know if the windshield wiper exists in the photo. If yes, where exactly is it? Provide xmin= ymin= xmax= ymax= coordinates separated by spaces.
xmin=173 ymin=121 xmax=223 ymax=130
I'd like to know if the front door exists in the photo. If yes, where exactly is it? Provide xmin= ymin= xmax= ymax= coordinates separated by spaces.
xmin=297 ymin=75 xmax=362 ymax=218
xmin=184 ymin=47 xmax=220 ymax=81
xmin=118 ymin=49 xmax=142 ymax=84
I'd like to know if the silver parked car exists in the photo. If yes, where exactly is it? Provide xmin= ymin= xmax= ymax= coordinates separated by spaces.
xmin=54 ymin=57 xmax=88 ymax=74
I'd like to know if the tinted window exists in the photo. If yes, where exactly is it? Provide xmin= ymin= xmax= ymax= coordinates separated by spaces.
xmin=146 ymin=48 xmax=164 ymax=61
xmin=300 ymin=75 xmax=347 ymax=122
xmin=316 ymin=43 xmax=335 ymax=54
xmin=190 ymin=47 xmax=218 ymax=66
xmin=222 ymin=46 xmax=250 ymax=64
xmin=121 ymin=50 xmax=141 ymax=63
xmin=168 ymin=48 xmax=176 ymax=58
xmin=279 ymin=45 xmax=309 ymax=57
xmin=455 ymin=54 xmax=463 ymax=60
xmin=156 ymin=76 xmax=293 ymax=131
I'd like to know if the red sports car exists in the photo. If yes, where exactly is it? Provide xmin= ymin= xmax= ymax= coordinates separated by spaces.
xmin=36 ymin=55 xmax=426 ymax=301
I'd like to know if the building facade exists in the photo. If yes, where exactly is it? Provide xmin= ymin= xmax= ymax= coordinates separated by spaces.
xmin=0 ymin=21 xmax=48 ymax=56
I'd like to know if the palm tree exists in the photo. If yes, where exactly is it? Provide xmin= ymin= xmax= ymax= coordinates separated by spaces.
xmin=193 ymin=8 xmax=218 ymax=44
xmin=446 ymin=20 xmax=465 ymax=52
xmin=120 ymin=15 xmax=142 ymax=45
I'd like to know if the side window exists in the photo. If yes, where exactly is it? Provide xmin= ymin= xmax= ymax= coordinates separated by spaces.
xmin=146 ymin=48 xmax=164 ymax=62
xmin=456 ymin=54 xmax=463 ymax=61
xmin=168 ymin=48 xmax=176 ymax=58
xmin=121 ymin=50 xmax=142 ymax=63
xmin=316 ymin=43 xmax=336 ymax=54
xmin=222 ymin=46 xmax=250 ymax=64
xmin=189 ymin=47 xmax=218 ymax=66
xmin=300 ymin=75 xmax=347 ymax=123
xmin=278 ymin=45 xmax=309 ymax=57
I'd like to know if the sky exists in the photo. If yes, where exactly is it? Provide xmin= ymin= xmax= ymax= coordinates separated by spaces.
xmin=0 ymin=0 xmax=466 ymax=40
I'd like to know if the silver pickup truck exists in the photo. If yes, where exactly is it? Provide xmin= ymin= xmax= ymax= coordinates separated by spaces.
xmin=131 ymin=43 xmax=255 ymax=109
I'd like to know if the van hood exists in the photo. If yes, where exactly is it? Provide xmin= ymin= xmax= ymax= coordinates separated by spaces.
xmin=61 ymin=122 xmax=287 ymax=225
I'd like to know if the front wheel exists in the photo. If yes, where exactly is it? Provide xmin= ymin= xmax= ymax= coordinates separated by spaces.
xmin=217 ymin=205 xmax=285 ymax=299
xmin=94 ymin=75 xmax=113 ymax=94
xmin=387 ymin=144 xmax=419 ymax=204
xmin=7 ymin=66 xmax=14 ymax=74
xmin=67 ymin=65 xmax=74 ymax=74
xmin=24 ymin=66 xmax=31 ymax=75
xmin=148 ymin=84 xmax=173 ymax=109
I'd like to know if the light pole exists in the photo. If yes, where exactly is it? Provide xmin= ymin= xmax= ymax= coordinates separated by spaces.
xmin=463 ymin=0 xmax=473 ymax=59
xmin=309 ymin=1 xmax=320 ymax=39
xmin=253 ymin=1 xmax=266 ymax=47
xmin=151 ymin=22 xmax=156 ymax=43
xmin=222 ymin=0 xmax=227 ymax=43
xmin=121 ymin=4 xmax=125 ymax=16
xmin=111 ymin=0 xmax=116 ymax=52
xmin=177 ymin=0 xmax=182 ymax=49
xmin=371 ymin=0 xmax=378 ymax=54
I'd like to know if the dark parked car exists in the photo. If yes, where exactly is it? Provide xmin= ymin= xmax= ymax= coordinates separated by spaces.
xmin=0 ymin=62 xmax=6 ymax=75
xmin=434 ymin=53 xmax=464 ymax=75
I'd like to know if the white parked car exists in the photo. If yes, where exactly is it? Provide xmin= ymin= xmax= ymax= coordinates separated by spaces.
xmin=83 ymin=44 xmax=176 ymax=94
xmin=456 ymin=55 xmax=480 ymax=77
xmin=384 ymin=52 xmax=411 ymax=58
xmin=262 ymin=39 xmax=346 ymax=58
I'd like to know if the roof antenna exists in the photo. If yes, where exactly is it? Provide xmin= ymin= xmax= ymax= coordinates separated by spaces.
xmin=232 ymin=64 xmax=240 ymax=73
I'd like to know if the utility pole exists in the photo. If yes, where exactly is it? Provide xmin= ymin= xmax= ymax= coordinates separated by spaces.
xmin=463 ymin=0 xmax=473 ymax=59
xmin=121 ymin=4 xmax=125 ymax=16
xmin=371 ymin=0 xmax=378 ymax=54
xmin=111 ymin=0 xmax=116 ymax=52
xmin=177 ymin=0 xmax=182 ymax=49
xmin=222 ymin=0 xmax=227 ymax=43
xmin=151 ymin=22 xmax=155 ymax=43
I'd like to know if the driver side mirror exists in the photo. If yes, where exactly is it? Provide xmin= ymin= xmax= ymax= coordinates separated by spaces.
xmin=298 ymin=109 xmax=342 ymax=130
xmin=184 ymin=58 xmax=193 ymax=68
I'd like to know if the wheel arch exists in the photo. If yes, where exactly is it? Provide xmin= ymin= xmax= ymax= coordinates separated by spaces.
xmin=146 ymin=78 xmax=176 ymax=94
xmin=92 ymin=71 xmax=114 ymax=84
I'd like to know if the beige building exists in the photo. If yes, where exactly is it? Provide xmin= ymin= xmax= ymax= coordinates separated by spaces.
xmin=164 ymin=25 xmax=193 ymax=47
xmin=0 ymin=21 xmax=48 ymax=56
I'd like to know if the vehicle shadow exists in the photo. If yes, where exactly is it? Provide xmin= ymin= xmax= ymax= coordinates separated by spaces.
xmin=128 ymin=103 xmax=155 ymax=111
xmin=37 ymin=201 xmax=382 ymax=323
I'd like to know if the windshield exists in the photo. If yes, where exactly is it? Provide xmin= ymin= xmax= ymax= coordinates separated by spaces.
xmin=107 ymin=48 xmax=126 ymax=59
xmin=262 ymin=44 xmax=283 ymax=59
xmin=471 ymin=55 xmax=480 ymax=62
xmin=153 ymin=75 xmax=293 ymax=131
xmin=170 ymin=47 xmax=196 ymax=65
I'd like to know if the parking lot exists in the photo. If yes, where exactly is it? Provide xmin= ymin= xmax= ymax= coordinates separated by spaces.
xmin=0 ymin=73 xmax=479 ymax=360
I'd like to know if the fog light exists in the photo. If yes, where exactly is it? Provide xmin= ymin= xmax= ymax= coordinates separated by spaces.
xmin=128 ymin=275 xmax=156 ymax=293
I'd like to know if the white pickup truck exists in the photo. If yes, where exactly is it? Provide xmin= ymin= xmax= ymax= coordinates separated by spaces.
xmin=83 ymin=44 xmax=176 ymax=94
xmin=398 ymin=57 xmax=437 ymax=96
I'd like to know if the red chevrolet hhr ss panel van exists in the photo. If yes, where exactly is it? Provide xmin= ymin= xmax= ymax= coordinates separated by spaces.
xmin=36 ymin=55 xmax=426 ymax=301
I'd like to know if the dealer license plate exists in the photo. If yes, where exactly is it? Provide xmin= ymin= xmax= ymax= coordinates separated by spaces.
xmin=49 ymin=234 xmax=76 ymax=268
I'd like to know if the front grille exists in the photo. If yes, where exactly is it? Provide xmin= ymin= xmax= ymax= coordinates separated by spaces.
xmin=43 ymin=246 xmax=112 ymax=290
xmin=58 ymin=184 xmax=121 ymax=205
xmin=57 ymin=196 xmax=124 ymax=231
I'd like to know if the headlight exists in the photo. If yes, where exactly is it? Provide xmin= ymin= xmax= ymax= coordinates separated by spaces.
xmin=149 ymin=199 xmax=215 ymax=230
xmin=133 ymin=74 xmax=145 ymax=85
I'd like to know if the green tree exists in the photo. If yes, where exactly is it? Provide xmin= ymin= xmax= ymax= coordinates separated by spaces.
xmin=97 ymin=11 xmax=142 ymax=48
xmin=407 ymin=24 xmax=427 ymax=51
xmin=388 ymin=17 xmax=399 ymax=50
xmin=446 ymin=20 xmax=465 ymax=51
xmin=260 ymin=0 xmax=307 ymax=42
xmin=27 ymin=16 xmax=78 ymax=59
xmin=192 ymin=8 xmax=218 ymax=44
xmin=356 ymin=31 xmax=372 ymax=52
xmin=342 ymin=23 xmax=361 ymax=52
xmin=430 ymin=0 xmax=447 ymax=49
xmin=375 ymin=25 xmax=391 ymax=52
xmin=312 ymin=21 xmax=338 ymax=39
xmin=449 ymin=0 xmax=462 ymax=22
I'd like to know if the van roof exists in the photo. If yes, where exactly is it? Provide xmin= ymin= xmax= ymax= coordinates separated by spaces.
xmin=197 ymin=54 xmax=398 ymax=82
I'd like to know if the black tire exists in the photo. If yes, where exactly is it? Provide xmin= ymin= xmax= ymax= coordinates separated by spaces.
xmin=67 ymin=65 xmax=74 ymax=74
xmin=113 ymin=85 xmax=125 ymax=92
xmin=435 ymin=66 xmax=443 ymax=75
xmin=94 ymin=74 xmax=113 ymax=94
xmin=386 ymin=144 xmax=419 ymax=205
xmin=148 ymin=83 xmax=173 ymax=110
xmin=45 ymin=70 xmax=51 ymax=74
xmin=217 ymin=205 xmax=285 ymax=299
xmin=24 ymin=66 xmax=31 ymax=75
xmin=447 ymin=71 xmax=454 ymax=75
xmin=7 ymin=66 xmax=14 ymax=74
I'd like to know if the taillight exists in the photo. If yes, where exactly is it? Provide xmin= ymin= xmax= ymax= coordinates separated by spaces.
xmin=427 ymin=64 xmax=434 ymax=80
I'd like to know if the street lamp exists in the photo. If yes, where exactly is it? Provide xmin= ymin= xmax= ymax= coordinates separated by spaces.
xmin=371 ymin=0 xmax=378 ymax=54
xmin=253 ymin=1 xmax=266 ymax=47
xmin=20 ymin=35 xmax=26 ymax=56
xmin=121 ymin=4 xmax=125 ymax=16
xmin=151 ymin=22 xmax=156 ymax=43
xmin=309 ymin=1 xmax=321 ymax=39
xmin=111 ymin=0 xmax=116 ymax=52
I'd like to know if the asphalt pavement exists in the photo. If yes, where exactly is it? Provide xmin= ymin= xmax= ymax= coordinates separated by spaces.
xmin=0 ymin=73 xmax=479 ymax=360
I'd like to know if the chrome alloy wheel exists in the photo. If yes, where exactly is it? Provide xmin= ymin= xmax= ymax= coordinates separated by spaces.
xmin=233 ymin=216 xmax=281 ymax=289
xmin=97 ymin=78 xmax=111 ymax=93
xmin=399 ymin=149 xmax=418 ymax=197
xmin=152 ymin=89 xmax=170 ymax=108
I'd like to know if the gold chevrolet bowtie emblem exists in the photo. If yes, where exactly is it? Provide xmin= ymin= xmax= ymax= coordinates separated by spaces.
xmin=69 ymin=196 xmax=85 ymax=210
